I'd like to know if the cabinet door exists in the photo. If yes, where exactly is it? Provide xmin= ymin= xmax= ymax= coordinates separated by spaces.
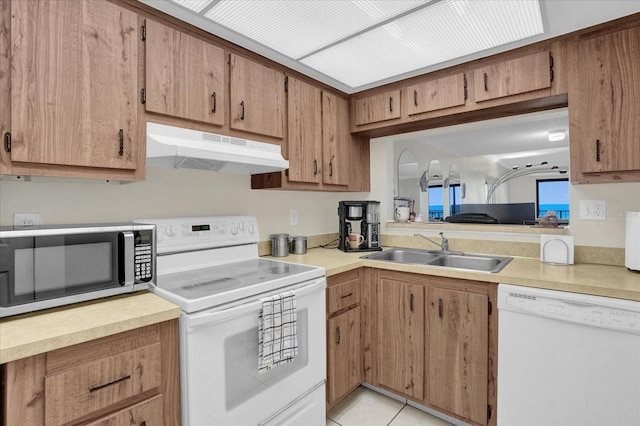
xmin=354 ymin=90 xmax=401 ymax=126
xmin=327 ymin=307 xmax=362 ymax=407
xmin=230 ymin=53 xmax=285 ymax=138
xmin=377 ymin=278 xmax=424 ymax=400
xmin=406 ymin=74 xmax=466 ymax=115
xmin=574 ymin=26 xmax=640 ymax=174
xmin=322 ymin=92 xmax=350 ymax=186
xmin=10 ymin=0 xmax=138 ymax=170
xmin=287 ymin=77 xmax=322 ymax=183
xmin=426 ymin=287 xmax=488 ymax=425
xmin=86 ymin=395 xmax=164 ymax=426
xmin=145 ymin=19 xmax=225 ymax=126
xmin=474 ymin=51 xmax=551 ymax=102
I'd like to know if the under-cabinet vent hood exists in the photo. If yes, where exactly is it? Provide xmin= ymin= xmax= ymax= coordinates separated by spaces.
xmin=146 ymin=122 xmax=289 ymax=174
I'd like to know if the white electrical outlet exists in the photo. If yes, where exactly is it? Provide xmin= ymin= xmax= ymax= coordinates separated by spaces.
xmin=579 ymin=200 xmax=607 ymax=220
xmin=14 ymin=213 xmax=42 ymax=227
xmin=290 ymin=209 xmax=299 ymax=226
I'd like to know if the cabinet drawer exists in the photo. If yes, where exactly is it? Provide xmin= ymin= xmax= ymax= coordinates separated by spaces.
xmin=327 ymin=279 xmax=362 ymax=315
xmin=86 ymin=394 xmax=164 ymax=426
xmin=44 ymin=343 xmax=162 ymax=426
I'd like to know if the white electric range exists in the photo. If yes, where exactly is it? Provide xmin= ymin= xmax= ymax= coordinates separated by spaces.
xmin=135 ymin=216 xmax=326 ymax=426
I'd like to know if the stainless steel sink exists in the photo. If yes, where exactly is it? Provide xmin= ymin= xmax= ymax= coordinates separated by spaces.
xmin=361 ymin=248 xmax=512 ymax=273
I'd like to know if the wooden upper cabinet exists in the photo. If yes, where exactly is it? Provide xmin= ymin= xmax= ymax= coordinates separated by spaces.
xmin=229 ymin=53 xmax=285 ymax=138
xmin=406 ymin=73 xmax=466 ymax=115
xmin=377 ymin=276 xmax=424 ymax=400
xmin=145 ymin=19 xmax=225 ymax=126
xmin=425 ymin=287 xmax=488 ymax=425
xmin=354 ymin=90 xmax=401 ymax=126
xmin=570 ymin=26 xmax=640 ymax=176
xmin=9 ymin=0 xmax=138 ymax=170
xmin=322 ymin=92 xmax=350 ymax=186
xmin=287 ymin=77 xmax=322 ymax=184
xmin=474 ymin=51 xmax=552 ymax=102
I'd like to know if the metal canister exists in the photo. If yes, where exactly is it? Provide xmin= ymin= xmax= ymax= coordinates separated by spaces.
xmin=289 ymin=236 xmax=308 ymax=254
xmin=269 ymin=233 xmax=290 ymax=257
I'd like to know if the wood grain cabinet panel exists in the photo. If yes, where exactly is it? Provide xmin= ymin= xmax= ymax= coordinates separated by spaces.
xmin=354 ymin=90 xmax=401 ymax=126
xmin=570 ymin=25 xmax=640 ymax=179
xmin=377 ymin=277 xmax=424 ymax=400
xmin=327 ymin=307 xmax=362 ymax=408
xmin=287 ymin=77 xmax=322 ymax=184
xmin=230 ymin=53 xmax=285 ymax=138
xmin=473 ymin=51 xmax=551 ymax=102
xmin=322 ymin=92 xmax=351 ymax=186
xmin=406 ymin=74 xmax=466 ymax=115
xmin=145 ymin=19 xmax=225 ymax=126
xmin=86 ymin=395 xmax=164 ymax=426
xmin=9 ymin=0 xmax=139 ymax=170
xmin=425 ymin=287 xmax=488 ymax=425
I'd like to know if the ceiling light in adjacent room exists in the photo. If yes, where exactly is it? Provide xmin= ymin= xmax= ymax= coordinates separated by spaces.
xmin=548 ymin=130 xmax=566 ymax=142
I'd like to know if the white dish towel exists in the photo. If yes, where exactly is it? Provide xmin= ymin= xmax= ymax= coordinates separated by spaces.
xmin=258 ymin=290 xmax=298 ymax=374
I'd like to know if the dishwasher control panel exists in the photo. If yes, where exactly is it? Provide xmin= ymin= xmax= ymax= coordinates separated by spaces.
xmin=500 ymin=285 xmax=640 ymax=336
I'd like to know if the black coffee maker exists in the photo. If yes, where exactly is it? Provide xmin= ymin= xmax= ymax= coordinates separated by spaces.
xmin=338 ymin=201 xmax=382 ymax=252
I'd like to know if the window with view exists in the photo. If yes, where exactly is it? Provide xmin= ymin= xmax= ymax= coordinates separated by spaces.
xmin=536 ymin=178 xmax=570 ymax=221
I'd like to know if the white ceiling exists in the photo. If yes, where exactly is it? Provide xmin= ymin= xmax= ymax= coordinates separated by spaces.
xmin=142 ymin=0 xmax=640 ymax=94
xmin=387 ymin=108 xmax=570 ymax=169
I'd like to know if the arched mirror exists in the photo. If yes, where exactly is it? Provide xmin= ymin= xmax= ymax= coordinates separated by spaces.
xmin=397 ymin=150 xmax=420 ymax=213
xmin=445 ymin=164 xmax=464 ymax=216
xmin=426 ymin=159 xmax=443 ymax=221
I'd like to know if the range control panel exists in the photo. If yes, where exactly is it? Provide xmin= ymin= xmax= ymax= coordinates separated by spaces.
xmin=135 ymin=216 xmax=259 ymax=255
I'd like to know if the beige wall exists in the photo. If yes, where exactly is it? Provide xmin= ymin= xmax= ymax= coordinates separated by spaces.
xmin=1 ymin=144 xmax=638 ymax=249
xmin=0 ymin=168 xmax=370 ymax=242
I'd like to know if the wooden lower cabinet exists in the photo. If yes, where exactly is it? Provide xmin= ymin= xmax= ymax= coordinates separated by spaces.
xmin=1 ymin=320 xmax=180 ymax=425
xmin=376 ymin=275 xmax=424 ymax=400
xmin=425 ymin=287 xmax=489 ymax=425
xmin=365 ymin=269 xmax=497 ymax=426
xmin=326 ymin=269 xmax=363 ymax=409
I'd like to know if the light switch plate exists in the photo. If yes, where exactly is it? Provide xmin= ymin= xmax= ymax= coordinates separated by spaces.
xmin=290 ymin=209 xmax=299 ymax=226
xmin=579 ymin=200 xmax=606 ymax=220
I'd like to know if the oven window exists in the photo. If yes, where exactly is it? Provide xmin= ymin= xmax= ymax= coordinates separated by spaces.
xmin=14 ymin=242 xmax=112 ymax=296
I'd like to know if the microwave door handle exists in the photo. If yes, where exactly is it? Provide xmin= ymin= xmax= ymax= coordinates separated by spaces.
xmin=119 ymin=232 xmax=135 ymax=285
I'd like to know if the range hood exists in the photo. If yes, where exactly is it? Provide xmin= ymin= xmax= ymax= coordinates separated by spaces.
xmin=146 ymin=122 xmax=289 ymax=174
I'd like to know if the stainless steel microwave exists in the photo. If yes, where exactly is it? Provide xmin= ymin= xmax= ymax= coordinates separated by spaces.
xmin=0 ymin=223 xmax=155 ymax=318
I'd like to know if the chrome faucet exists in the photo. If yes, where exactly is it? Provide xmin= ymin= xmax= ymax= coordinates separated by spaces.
xmin=414 ymin=232 xmax=449 ymax=251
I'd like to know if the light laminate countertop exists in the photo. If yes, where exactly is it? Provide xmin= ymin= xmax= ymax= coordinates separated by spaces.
xmin=0 ymin=291 xmax=180 ymax=364
xmin=277 ymin=247 xmax=640 ymax=302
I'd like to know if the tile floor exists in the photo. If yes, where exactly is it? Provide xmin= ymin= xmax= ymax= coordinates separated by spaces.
xmin=326 ymin=387 xmax=453 ymax=426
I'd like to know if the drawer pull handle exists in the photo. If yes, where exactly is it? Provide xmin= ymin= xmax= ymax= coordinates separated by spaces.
xmin=410 ymin=293 xmax=414 ymax=312
xmin=596 ymin=139 xmax=601 ymax=162
xmin=483 ymin=72 xmax=488 ymax=91
xmin=336 ymin=326 xmax=341 ymax=345
xmin=389 ymin=96 xmax=393 ymax=112
xmin=413 ymin=90 xmax=417 ymax=106
xmin=212 ymin=92 xmax=217 ymax=113
xmin=89 ymin=374 xmax=131 ymax=393
xmin=438 ymin=298 xmax=443 ymax=318
xmin=340 ymin=292 xmax=353 ymax=299
xmin=240 ymin=100 xmax=245 ymax=120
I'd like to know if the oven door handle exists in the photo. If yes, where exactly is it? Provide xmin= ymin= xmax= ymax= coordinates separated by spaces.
xmin=186 ymin=278 xmax=325 ymax=329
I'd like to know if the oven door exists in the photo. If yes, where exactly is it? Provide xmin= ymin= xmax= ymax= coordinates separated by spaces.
xmin=180 ymin=277 xmax=326 ymax=426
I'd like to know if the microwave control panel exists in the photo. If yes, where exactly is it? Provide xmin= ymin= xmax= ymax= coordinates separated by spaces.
xmin=134 ymin=230 xmax=154 ymax=282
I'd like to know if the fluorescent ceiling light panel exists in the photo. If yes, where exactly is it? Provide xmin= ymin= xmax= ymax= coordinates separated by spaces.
xmin=204 ymin=0 xmax=426 ymax=59
xmin=302 ymin=0 xmax=544 ymax=88
xmin=171 ymin=0 xmax=214 ymax=13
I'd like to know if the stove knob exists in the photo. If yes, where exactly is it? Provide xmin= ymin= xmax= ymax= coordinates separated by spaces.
xmin=238 ymin=221 xmax=246 ymax=232
xmin=231 ymin=226 xmax=239 ymax=235
xmin=164 ymin=225 xmax=177 ymax=237
xmin=248 ymin=224 xmax=256 ymax=234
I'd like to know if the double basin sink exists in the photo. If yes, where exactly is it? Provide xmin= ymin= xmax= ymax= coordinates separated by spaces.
xmin=360 ymin=248 xmax=512 ymax=273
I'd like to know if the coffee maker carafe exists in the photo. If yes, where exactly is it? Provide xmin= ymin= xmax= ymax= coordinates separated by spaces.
xmin=338 ymin=201 xmax=382 ymax=252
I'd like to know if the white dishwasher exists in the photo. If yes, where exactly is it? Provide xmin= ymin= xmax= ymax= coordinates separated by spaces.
xmin=497 ymin=283 xmax=640 ymax=426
